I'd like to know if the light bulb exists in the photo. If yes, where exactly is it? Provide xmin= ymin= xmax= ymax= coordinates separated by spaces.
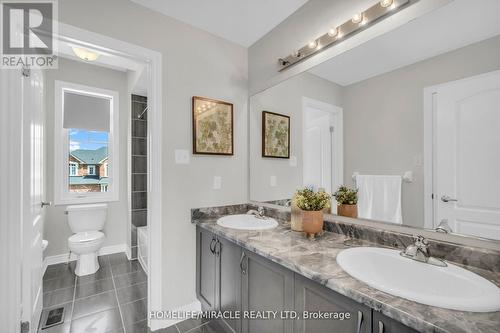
xmin=328 ymin=27 xmax=338 ymax=37
xmin=308 ymin=40 xmax=318 ymax=49
xmin=380 ymin=0 xmax=393 ymax=8
xmin=351 ymin=13 xmax=363 ymax=24
xmin=293 ymin=50 xmax=301 ymax=58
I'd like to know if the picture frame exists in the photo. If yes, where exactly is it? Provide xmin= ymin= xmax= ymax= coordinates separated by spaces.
xmin=262 ymin=111 xmax=290 ymax=159
xmin=192 ymin=96 xmax=234 ymax=155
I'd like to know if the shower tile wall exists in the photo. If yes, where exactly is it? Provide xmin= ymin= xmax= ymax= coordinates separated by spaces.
xmin=131 ymin=95 xmax=147 ymax=260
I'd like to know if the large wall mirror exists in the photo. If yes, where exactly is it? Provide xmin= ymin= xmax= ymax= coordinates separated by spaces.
xmin=249 ymin=9 xmax=500 ymax=243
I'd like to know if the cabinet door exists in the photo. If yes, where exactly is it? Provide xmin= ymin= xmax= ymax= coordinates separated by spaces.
xmin=196 ymin=227 xmax=217 ymax=311
xmin=372 ymin=311 xmax=419 ymax=333
xmin=218 ymin=237 xmax=242 ymax=333
xmin=241 ymin=251 xmax=294 ymax=333
xmin=294 ymin=274 xmax=371 ymax=333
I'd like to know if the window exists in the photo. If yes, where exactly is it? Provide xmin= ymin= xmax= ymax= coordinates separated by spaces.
xmin=87 ymin=165 xmax=96 ymax=175
xmin=69 ymin=162 xmax=78 ymax=176
xmin=54 ymin=81 xmax=119 ymax=204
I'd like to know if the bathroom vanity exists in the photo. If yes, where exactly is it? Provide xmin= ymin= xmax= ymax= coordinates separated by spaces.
xmin=193 ymin=204 xmax=500 ymax=333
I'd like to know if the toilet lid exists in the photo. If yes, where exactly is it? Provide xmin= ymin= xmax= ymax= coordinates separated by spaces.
xmin=69 ymin=231 xmax=105 ymax=243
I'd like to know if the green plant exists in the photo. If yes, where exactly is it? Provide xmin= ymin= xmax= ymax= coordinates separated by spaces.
xmin=333 ymin=185 xmax=358 ymax=205
xmin=294 ymin=188 xmax=331 ymax=211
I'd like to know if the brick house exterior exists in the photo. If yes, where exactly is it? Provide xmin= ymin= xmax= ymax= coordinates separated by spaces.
xmin=69 ymin=147 xmax=109 ymax=192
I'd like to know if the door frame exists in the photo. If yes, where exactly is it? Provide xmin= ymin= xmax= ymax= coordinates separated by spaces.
xmin=1 ymin=23 xmax=164 ymax=332
xmin=423 ymin=70 xmax=500 ymax=230
xmin=302 ymin=96 xmax=344 ymax=194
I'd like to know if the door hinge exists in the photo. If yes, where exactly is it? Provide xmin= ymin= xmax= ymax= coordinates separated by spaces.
xmin=20 ymin=321 xmax=29 ymax=333
xmin=329 ymin=126 xmax=334 ymax=133
xmin=431 ymin=193 xmax=435 ymax=199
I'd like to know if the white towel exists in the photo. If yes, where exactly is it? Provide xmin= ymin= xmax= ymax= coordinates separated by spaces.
xmin=355 ymin=175 xmax=402 ymax=224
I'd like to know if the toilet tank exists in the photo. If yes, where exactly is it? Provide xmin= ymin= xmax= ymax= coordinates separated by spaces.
xmin=66 ymin=203 xmax=107 ymax=233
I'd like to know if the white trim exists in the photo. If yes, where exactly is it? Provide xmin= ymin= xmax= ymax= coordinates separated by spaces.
xmin=87 ymin=165 xmax=96 ymax=175
xmin=302 ymin=96 xmax=344 ymax=192
xmin=151 ymin=300 xmax=202 ymax=329
xmin=43 ymin=244 xmax=127 ymax=266
xmin=69 ymin=161 xmax=78 ymax=176
xmin=54 ymin=80 xmax=119 ymax=205
xmin=56 ymin=22 xmax=163 ymax=332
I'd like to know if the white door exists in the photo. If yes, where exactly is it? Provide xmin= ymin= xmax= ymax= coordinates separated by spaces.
xmin=21 ymin=67 xmax=45 ymax=332
xmin=434 ymin=70 xmax=500 ymax=240
xmin=303 ymin=113 xmax=332 ymax=192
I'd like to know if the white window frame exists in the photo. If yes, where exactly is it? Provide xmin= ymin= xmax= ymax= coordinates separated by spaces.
xmin=54 ymin=80 xmax=119 ymax=205
xmin=87 ymin=165 xmax=96 ymax=176
xmin=69 ymin=161 xmax=78 ymax=176
xmin=103 ymin=162 xmax=108 ymax=177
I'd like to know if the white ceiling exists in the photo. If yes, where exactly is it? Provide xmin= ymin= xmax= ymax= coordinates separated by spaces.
xmin=308 ymin=0 xmax=500 ymax=86
xmin=130 ymin=0 xmax=309 ymax=47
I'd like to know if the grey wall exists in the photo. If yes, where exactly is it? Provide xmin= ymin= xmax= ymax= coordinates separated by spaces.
xmin=59 ymin=0 xmax=248 ymax=314
xmin=342 ymin=35 xmax=500 ymax=227
xmin=44 ymin=57 xmax=129 ymax=257
xmin=250 ymin=72 xmax=343 ymax=201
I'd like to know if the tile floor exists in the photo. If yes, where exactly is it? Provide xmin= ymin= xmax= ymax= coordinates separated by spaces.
xmin=40 ymin=253 xmax=222 ymax=333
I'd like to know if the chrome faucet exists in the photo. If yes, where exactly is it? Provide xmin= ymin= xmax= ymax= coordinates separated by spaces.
xmin=247 ymin=206 xmax=267 ymax=219
xmin=435 ymin=219 xmax=453 ymax=234
xmin=400 ymin=235 xmax=447 ymax=267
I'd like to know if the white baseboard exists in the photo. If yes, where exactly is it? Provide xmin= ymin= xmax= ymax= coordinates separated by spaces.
xmin=149 ymin=300 xmax=202 ymax=331
xmin=43 ymin=243 xmax=127 ymax=266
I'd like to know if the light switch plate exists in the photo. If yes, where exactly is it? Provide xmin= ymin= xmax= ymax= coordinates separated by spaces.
xmin=175 ymin=149 xmax=190 ymax=164
xmin=270 ymin=176 xmax=277 ymax=187
xmin=213 ymin=176 xmax=222 ymax=190
xmin=289 ymin=155 xmax=297 ymax=167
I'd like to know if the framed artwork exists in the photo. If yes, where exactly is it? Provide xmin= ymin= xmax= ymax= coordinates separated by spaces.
xmin=262 ymin=111 xmax=290 ymax=158
xmin=192 ymin=96 xmax=234 ymax=155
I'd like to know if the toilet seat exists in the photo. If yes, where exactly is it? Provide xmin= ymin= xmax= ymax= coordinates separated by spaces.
xmin=69 ymin=231 xmax=105 ymax=244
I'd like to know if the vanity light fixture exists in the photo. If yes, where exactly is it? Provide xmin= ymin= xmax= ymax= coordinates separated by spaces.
xmin=72 ymin=46 xmax=100 ymax=62
xmin=278 ymin=0 xmax=412 ymax=70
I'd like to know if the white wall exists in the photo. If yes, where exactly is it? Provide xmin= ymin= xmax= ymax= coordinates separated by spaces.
xmin=342 ymin=35 xmax=500 ymax=227
xmin=58 ymin=0 xmax=248 ymax=314
xmin=44 ymin=57 xmax=129 ymax=257
xmin=250 ymin=72 xmax=343 ymax=201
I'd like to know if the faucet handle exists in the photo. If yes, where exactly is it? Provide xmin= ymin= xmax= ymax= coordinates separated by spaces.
xmin=413 ymin=235 xmax=428 ymax=247
xmin=257 ymin=206 xmax=265 ymax=215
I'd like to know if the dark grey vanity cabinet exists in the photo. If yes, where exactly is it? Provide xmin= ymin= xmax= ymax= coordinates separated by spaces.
xmin=241 ymin=250 xmax=295 ymax=333
xmin=372 ymin=311 xmax=419 ymax=333
xmin=196 ymin=227 xmax=218 ymax=311
xmin=196 ymin=227 xmax=242 ymax=333
xmin=294 ymin=274 xmax=372 ymax=333
xmin=219 ymin=236 xmax=242 ymax=333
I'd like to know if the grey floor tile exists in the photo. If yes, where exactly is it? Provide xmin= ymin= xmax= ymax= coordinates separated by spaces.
xmin=103 ymin=252 xmax=130 ymax=267
xmin=183 ymin=321 xmax=221 ymax=333
xmin=72 ymin=291 xmax=118 ymax=320
xmin=75 ymin=278 xmax=115 ymax=299
xmin=116 ymin=282 xmax=147 ymax=305
xmin=43 ymin=274 xmax=76 ymax=292
xmin=44 ymin=262 xmax=76 ymax=281
xmin=38 ymin=322 xmax=71 ymax=333
xmin=175 ymin=318 xmax=210 ymax=333
xmin=113 ymin=270 xmax=147 ymax=289
xmin=120 ymin=298 xmax=147 ymax=327
xmin=123 ymin=319 xmax=161 ymax=333
xmin=70 ymin=308 xmax=122 ymax=333
xmin=43 ymin=286 xmax=75 ymax=308
xmin=111 ymin=260 xmax=142 ymax=277
xmin=77 ymin=266 xmax=113 ymax=285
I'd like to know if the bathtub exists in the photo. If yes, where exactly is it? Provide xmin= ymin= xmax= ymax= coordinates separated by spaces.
xmin=137 ymin=226 xmax=148 ymax=274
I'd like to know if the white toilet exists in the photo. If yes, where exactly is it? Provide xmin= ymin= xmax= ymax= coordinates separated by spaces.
xmin=66 ymin=203 xmax=107 ymax=276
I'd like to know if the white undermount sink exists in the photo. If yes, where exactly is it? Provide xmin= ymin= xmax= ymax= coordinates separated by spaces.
xmin=217 ymin=214 xmax=278 ymax=231
xmin=337 ymin=247 xmax=500 ymax=312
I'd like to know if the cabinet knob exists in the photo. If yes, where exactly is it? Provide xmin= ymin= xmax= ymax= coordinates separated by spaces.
xmin=378 ymin=321 xmax=384 ymax=333
xmin=209 ymin=237 xmax=216 ymax=254
xmin=240 ymin=252 xmax=247 ymax=275
xmin=357 ymin=311 xmax=363 ymax=333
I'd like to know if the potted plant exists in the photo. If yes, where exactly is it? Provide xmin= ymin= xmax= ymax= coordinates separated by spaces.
xmin=333 ymin=185 xmax=358 ymax=218
xmin=294 ymin=188 xmax=331 ymax=239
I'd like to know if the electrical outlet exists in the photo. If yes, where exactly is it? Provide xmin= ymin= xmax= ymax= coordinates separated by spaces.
xmin=213 ymin=176 xmax=222 ymax=190
xmin=174 ymin=149 xmax=190 ymax=164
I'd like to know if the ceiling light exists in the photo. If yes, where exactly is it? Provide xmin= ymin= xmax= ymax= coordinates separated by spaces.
xmin=328 ymin=27 xmax=338 ymax=37
xmin=351 ymin=13 xmax=363 ymax=24
xmin=380 ymin=0 xmax=393 ymax=8
xmin=308 ymin=40 xmax=318 ymax=49
xmin=72 ymin=47 xmax=100 ymax=62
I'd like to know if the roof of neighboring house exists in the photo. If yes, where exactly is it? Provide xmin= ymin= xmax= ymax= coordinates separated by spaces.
xmin=69 ymin=176 xmax=109 ymax=185
xmin=70 ymin=147 xmax=108 ymax=164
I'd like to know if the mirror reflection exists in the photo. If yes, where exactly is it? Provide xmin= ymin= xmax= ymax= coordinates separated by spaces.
xmin=250 ymin=35 xmax=500 ymax=241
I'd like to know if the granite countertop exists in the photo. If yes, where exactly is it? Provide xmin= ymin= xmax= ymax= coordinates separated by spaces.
xmin=192 ymin=216 xmax=500 ymax=333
